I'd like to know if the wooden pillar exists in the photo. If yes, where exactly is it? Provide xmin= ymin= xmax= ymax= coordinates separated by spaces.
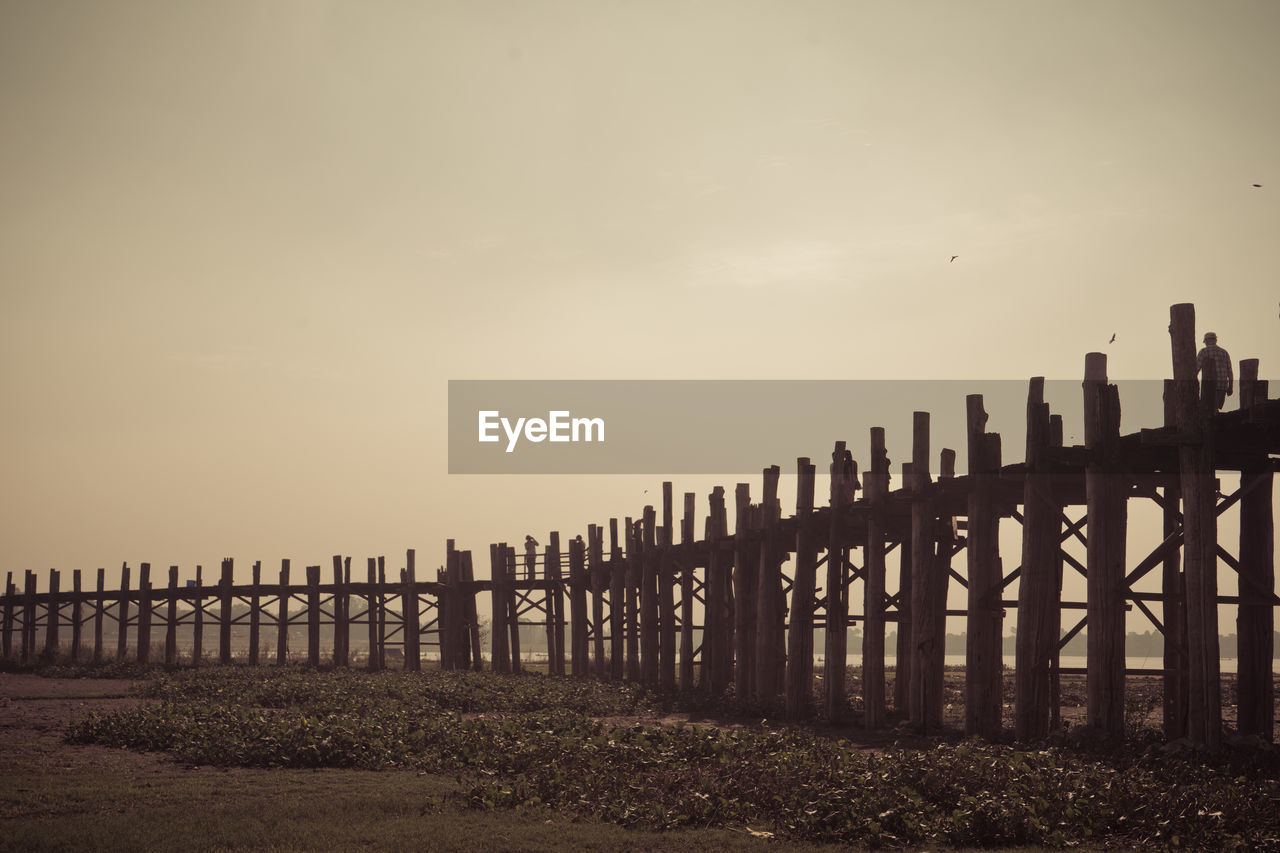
xmin=703 ymin=488 xmax=728 ymax=693
xmin=734 ymin=483 xmax=757 ymax=701
xmin=894 ymin=465 xmax=913 ymax=714
xmin=116 ymin=563 xmax=131 ymax=662
xmin=364 ymin=558 xmax=380 ymax=670
xmin=404 ymin=549 xmax=421 ymax=672
xmin=248 ymin=561 xmax=262 ymax=666
xmin=503 ymin=545 xmax=521 ymax=673
xmin=1161 ymin=382 xmax=1188 ymax=737
xmin=441 ymin=543 xmax=458 ymax=671
xmin=19 ymin=571 xmax=35 ymax=665
xmin=1237 ymin=364 xmax=1273 ymax=741
xmin=547 ymin=533 xmax=565 ymax=676
xmin=625 ymin=519 xmax=641 ymax=682
xmin=305 ymin=564 xmax=321 ymax=666
xmin=659 ymin=538 xmax=677 ymax=692
xmin=1016 ymin=378 xmax=1059 ymax=741
xmin=71 ymin=570 xmax=83 ymax=663
xmin=569 ymin=533 xmax=590 ymax=676
xmin=192 ymin=565 xmax=204 ymax=667
xmin=332 ymin=556 xmax=348 ymax=667
xmin=219 ymin=558 xmax=234 ymax=664
xmin=1169 ymin=303 xmax=1222 ymax=749
xmin=43 ymin=569 xmax=61 ymax=662
xmin=135 ymin=563 xmax=151 ymax=664
xmin=679 ymin=492 xmax=696 ymax=690
xmin=641 ymin=506 xmax=660 ymax=686
xmin=276 ymin=560 xmax=289 ymax=666
xmin=965 ymin=397 xmax=1003 ymax=739
xmin=609 ymin=519 xmax=625 ymax=680
xmin=489 ymin=544 xmax=510 ymax=673
xmin=377 ymin=557 xmax=388 ymax=670
xmin=462 ymin=551 xmax=482 ymax=670
xmin=786 ymin=457 xmax=818 ymax=719
xmin=825 ymin=444 xmax=849 ymax=721
xmin=909 ymin=414 xmax=945 ymax=731
xmin=2 ymin=573 xmax=15 ymax=661
xmin=755 ymin=465 xmax=784 ymax=704
xmin=165 ymin=566 xmax=179 ymax=667
xmin=590 ymin=525 xmax=607 ymax=679
xmin=1084 ymin=353 xmax=1127 ymax=736
xmin=93 ymin=568 xmax=105 ymax=664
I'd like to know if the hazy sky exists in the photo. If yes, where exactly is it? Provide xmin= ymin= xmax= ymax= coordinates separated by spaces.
xmin=2 ymin=1 xmax=1277 ymax=607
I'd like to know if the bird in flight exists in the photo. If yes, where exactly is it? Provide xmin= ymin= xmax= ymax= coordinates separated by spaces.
xmin=1109 ymin=333 xmax=1116 ymax=344
xmin=949 ymin=255 xmax=958 ymax=263
xmin=1254 ymin=184 xmax=1263 ymax=188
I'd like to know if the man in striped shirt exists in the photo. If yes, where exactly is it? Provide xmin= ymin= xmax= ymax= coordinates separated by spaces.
xmin=1196 ymin=331 xmax=1233 ymax=412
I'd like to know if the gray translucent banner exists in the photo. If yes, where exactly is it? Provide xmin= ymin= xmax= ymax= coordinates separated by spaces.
xmin=446 ymin=380 xmax=1190 ymax=474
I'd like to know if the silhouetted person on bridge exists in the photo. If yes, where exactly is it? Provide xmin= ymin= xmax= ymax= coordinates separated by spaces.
xmin=1197 ymin=331 xmax=1233 ymax=412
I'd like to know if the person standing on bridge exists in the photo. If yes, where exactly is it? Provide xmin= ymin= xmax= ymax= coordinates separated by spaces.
xmin=1196 ymin=331 xmax=1233 ymax=412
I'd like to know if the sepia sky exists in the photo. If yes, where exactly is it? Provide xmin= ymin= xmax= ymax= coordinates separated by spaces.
xmin=2 ymin=1 xmax=1277 ymax=617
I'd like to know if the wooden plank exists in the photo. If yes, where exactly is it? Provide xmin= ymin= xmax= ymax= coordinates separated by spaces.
xmin=965 ymin=396 xmax=1003 ymax=739
xmin=1084 ymin=354 xmax=1127 ymax=737
xmin=1169 ymin=302 xmax=1222 ymax=749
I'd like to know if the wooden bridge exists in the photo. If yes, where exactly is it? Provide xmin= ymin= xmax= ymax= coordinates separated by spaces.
xmin=4 ymin=303 xmax=1276 ymax=749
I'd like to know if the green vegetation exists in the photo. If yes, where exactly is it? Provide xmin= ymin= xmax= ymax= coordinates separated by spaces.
xmin=58 ymin=666 xmax=1280 ymax=850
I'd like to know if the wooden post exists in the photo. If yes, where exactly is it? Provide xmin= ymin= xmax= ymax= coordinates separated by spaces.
xmin=461 ymin=551 xmax=482 ymax=670
xmin=43 ymin=569 xmax=61 ymax=662
xmin=135 ymin=564 xmax=151 ymax=664
xmin=503 ymin=545 xmax=521 ymax=673
xmin=1237 ymin=363 xmax=1273 ymax=742
xmin=404 ymin=549 xmax=421 ymax=671
xmin=1161 ymin=382 xmax=1187 ymax=738
xmin=625 ymin=519 xmax=641 ymax=682
xmin=755 ymin=465 xmax=783 ymax=704
xmin=276 ymin=560 xmax=289 ymax=666
xmin=306 ymin=564 xmax=321 ymax=666
xmin=964 ymin=397 xmax=1003 ymax=739
xmin=909 ymin=414 xmax=945 ymax=731
xmin=1016 ymin=378 xmax=1059 ymax=741
xmin=93 ymin=568 xmax=105 ymax=664
xmin=547 ymin=533 xmax=565 ymax=676
xmin=680 ymin=492 xmax=696 ymax=690
xmin=824 ymin=444 xmax=850 ymax=721
xmin=658 ymin=484 xmax=677 ymax=692
xmin=165 ymin=566 xmax=179 ymax=667
xmin=786 ymin=457 xmax=818 ymax=719
xmin=703 ymin=488 xmax=729 ymax=694
xmin=364 ymin=558 xmax=379 ymax=670
xmin=116 ymin=563 xmax=131 ymax=662
xmin=894 ymin=464 xmax=913 ymax=715
xmin=1084 ymin=353 xmax=1127 ymax=737
xmin=734 ymin=483 xmax=757 ymax=701
xmin=219 ymin=558 xmax=234 ymax=664
xmin=377 ymin=557 xmax=388 ymax=670
xmin=441 ymin=542 xmax=458 ymax=671
xmin=489 ymin=544 xmax=510 ymax=673
xmin=192 ymin=565 xmax=204 ymax=667
xmin=569 ymin=534 xmax=589 ymax=676
xmin=2 ymin=573 xmax=15 ymax=661
xmin=332 ymin=556 xmax=348 ymax=667
xmin=1169 ymin=303 xmax=1222 ymax=749
xmin=248 ymin=561 xmax=262 ymax=666
xmin=20 ymin=571 xmax=35 ymax=665
xmin=590 ymin=525 xmax=607 ymax=678
xmin=609 ymin=518 xmax=625 ymax=680
xmin=641 ymin=506 xmax=660 ymax=686
xmin=71 ymin=569 xmax=83 ymax=663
